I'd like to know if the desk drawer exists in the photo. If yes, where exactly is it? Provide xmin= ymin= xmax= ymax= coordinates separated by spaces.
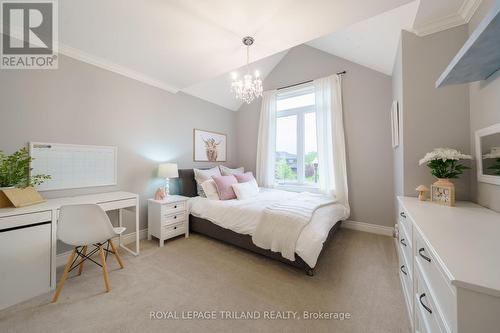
xmin=414 ymin=229 xmax=455 ymax=331
xmin=99 ymin=198 xmax=137 ymax=211
xmin=0 ymin=211 xmax=52 ymax=230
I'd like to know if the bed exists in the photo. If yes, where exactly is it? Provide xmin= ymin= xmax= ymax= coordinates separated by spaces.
xmin=170 ymin=169 xmax=348 ymax=275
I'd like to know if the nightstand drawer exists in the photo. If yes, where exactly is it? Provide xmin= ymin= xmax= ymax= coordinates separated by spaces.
xmin=162 ymin=222 xmax=186 ymax=238
xmin=162 ymin=212 xmax=187 ymax=226
xmin=161 ymin=201 xmax=186 ymax=215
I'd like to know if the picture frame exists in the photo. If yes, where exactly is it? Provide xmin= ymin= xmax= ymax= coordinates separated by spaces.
xmin=391 ymin=100 xmax=400 ymax=148
xmin=430 ymin=183 xmax=455 ymax=206
xmin=193 ymin=129 xmax=227 ymax=162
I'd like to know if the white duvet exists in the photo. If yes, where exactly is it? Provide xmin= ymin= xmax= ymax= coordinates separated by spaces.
xmin=188 ymin=189 xmax=349 ymax=268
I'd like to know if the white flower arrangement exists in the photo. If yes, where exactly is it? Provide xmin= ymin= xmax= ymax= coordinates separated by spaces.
xmin=419 ymin=148 xmax=472 ymax=165
xmin=419 ymin=148 xmax=472 ymax=179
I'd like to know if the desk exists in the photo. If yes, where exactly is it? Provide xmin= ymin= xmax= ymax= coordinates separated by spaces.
xmin=0 ymin=191 xmax=139 ymax=310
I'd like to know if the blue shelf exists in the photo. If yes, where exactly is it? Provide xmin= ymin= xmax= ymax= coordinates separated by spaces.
xmin=436 ymin=1 xmax=500 ymax=88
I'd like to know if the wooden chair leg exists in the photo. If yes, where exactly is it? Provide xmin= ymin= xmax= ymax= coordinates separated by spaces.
xmin=108 ymin=239 xmax=124 ymax=269
xmin=52 ymin=248 xmax=77 ymax=303
xmin=98 ymin=245 xmax=111 ymax=292
xmin=78 ymin=246 xmax=87 ymax=276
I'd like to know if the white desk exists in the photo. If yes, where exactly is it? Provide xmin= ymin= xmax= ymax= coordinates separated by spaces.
xmin=0 ymin=191 xmax=139 ymax=310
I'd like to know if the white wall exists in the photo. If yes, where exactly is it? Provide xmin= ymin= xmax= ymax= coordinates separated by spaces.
xmin=236 ymin=45 xmax=395 ymax=227
xmin=468 ymin=0 xmax=500 ymax=213
xmin=0 ymin=54 xmax=237 ymax=251
xmin=392 ymin=26 xmax=471 ymax=205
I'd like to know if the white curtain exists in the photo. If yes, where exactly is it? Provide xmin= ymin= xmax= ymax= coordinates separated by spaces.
xmin=314 ymin=75 xmax=350 ymax=214
xmin=256 ymin=90 xmax=277 ymax=187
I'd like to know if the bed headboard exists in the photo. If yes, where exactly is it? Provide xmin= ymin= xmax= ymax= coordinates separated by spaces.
xmin=170 ymin=169 xmax=198 ymax=197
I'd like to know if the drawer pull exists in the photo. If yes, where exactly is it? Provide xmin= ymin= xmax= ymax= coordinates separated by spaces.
xmin=174 ymin=215 xmax=177 ymax=219
xmin=400 ymin=238 xmax=407 ymax=247
xmin=418 ymin=248 xmax=431 ymax=263
xmin=400 ymin=265 xmax=407 ymax=276
xmin=174 ymin=205 xmax=178 ymax=209
xmin=419 ymin=293 xmax=432 ymax=314
xmin=400 ymin=212 xmax=406 ymax=218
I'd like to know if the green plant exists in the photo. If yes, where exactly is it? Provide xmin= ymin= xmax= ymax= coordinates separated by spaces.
xmin=488 ymin=158 xmax=500 ymax=176
xmin=0 ymin=147 xmax=51 ymax=188
xmin=425 ymin=159 xmax=469 ymax=179
xmin=419 ymin=148 xmax=472 ymax=179
xmin=275 ymin=159 xmax=296 ymax=182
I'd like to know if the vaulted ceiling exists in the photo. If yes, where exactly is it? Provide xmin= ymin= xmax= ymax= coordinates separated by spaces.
xmin=52 ymin=0 xmax=480 ymax=111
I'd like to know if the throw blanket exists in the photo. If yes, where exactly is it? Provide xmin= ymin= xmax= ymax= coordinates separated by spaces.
xmin=252 ymin=192 xmax=335 ymax=261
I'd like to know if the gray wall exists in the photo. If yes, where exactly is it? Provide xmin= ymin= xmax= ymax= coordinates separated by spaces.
xmin=0 ymin=54 xmax=237 ymax=252
xmin=392 ymin=27 xmax=471 ymax=204
xmin=236 ymin=45 xmax=395 ymax=227
xmin=468 ymin=0 xmax=500 ymax=213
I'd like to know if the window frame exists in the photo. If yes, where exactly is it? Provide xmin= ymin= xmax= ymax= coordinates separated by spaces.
xmin=275 ymin=84 xmax=319 ymax=191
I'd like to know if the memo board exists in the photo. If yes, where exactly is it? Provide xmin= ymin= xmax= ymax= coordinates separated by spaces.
xmin=29 ymin=142 xmax=117 ymax=191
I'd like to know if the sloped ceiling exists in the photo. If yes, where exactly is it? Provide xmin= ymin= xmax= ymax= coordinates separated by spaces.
xmin=306 ymin=1 xmax=420 ymax=75
xmin=56 ymin=0 xmax=413 ymax=95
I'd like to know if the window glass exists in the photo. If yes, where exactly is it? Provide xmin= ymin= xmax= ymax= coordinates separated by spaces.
xmin=275 ymin=115 xmax=297 ymax=184
xmin=304 ymin=112 xmax=318 ymax=184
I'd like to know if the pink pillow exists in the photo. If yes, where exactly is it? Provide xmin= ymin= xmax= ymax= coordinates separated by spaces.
xmin=234 ymin=171 xmax=255 ymax=183
xmin=212 ymin=175 xmax=238 ymax=200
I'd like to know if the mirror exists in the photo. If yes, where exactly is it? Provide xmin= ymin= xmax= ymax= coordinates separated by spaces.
xmin=475 ymin=123 xmax=500 ymax=185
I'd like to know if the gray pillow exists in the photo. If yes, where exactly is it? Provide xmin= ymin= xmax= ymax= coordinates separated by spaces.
xmin=219 ymin=165 xmax=244 ymax=176
xmin=194 ymin=167 xmax=222 ymax=197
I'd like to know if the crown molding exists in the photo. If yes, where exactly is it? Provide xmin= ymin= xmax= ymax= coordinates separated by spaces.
xmin=58 ymin=43 xmax=179 ymax=93
xmin=459 ymin=0 xmax=483 ymax=22
xmin=413 ymin=0 xmax=482 ymax=36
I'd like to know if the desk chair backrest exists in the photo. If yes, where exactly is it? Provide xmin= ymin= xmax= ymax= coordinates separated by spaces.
xmin=58 ymin=204 xmax=116 ymax=246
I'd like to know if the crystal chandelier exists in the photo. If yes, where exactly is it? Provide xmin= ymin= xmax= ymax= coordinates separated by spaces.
xmin=231 ymin=36 xmax=263 ymax=104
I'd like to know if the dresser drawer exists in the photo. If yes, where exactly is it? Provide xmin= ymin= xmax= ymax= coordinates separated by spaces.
xmin=399 ymin=249 xmax=413 ymax=315
xmin=398 ymin=221 xmax=412 ymax=266
xmin=415 ymin=262 xmax=449 ymax=333
xmin=162 ymin=221 xmax=186 ymax=239
xmin=414 ymin=229 xmax=455 ymax=331
xmin=161 ymin=201 xmax=186 ymax=215
xmin=162 ymin=212 xmax=187 ymax=226
xmin=398 ymin=203 xmax=413 ymax=240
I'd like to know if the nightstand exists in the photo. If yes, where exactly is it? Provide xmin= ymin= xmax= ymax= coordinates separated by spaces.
xmin=147 ymin=195 xmax=189 ymax=247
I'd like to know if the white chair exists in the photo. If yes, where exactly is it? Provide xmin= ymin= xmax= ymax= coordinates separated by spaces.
xmin=52 ymin=204 xmax=125 ymax=303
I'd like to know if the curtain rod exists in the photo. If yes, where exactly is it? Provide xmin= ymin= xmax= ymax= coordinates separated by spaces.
xmin=276 ymin=71 xmax=346 ymax=91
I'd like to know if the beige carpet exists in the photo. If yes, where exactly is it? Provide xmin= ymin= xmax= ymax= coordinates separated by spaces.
xmin=0 ymin=229 xmax=410 ymax=333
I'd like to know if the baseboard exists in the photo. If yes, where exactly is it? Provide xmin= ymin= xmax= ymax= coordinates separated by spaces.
xmin=342 ymin=220 xmax=394 ymax=236
xmin=56 ymin=229 xmax=148 ymax=267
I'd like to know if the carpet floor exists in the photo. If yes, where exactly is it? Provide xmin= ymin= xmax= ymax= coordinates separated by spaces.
xmin=0 ymin=229 xmax=411 ymax=333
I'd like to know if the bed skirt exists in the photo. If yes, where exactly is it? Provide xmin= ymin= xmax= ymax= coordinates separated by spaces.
xmin=189 ymin=215 xmax=342 ymax=276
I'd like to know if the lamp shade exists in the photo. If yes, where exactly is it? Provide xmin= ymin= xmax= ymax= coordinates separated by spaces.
xmin=158 ymin=163 xmax=179 ymax=178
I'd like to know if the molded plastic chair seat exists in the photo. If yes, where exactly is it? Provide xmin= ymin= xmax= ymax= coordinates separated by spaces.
xmin=52 ymin=204 xmax=126 ymax=303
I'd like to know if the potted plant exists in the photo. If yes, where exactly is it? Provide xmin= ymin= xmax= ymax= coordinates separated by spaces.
xmin=0 ymin=147 xmax=51 ymax=189
xmin=419 ymin=148 xmax=472 ymax=206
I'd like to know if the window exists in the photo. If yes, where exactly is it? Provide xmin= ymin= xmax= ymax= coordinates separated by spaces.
xmin=275 ymin=85 xmax=319 ymax=188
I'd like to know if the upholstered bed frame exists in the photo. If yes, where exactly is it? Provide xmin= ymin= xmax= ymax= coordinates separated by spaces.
xmin=170 ymin=169 xmax=341 ymax=276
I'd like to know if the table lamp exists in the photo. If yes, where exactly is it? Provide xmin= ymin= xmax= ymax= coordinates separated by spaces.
xmin=158 ymin=163 xmax=179 ymax=196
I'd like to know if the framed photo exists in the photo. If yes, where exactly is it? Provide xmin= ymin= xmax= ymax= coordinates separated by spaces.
xmin=193 ymin=129 xmax=227 ymax=162
xmin=391 ymin=100 xmax=400 ymax=148
xmin=430 ymin=183 xmax=455 ymax=206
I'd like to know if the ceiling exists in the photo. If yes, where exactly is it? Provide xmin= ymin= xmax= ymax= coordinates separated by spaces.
xmin=307 ymin=1 xmax=420 ymax=76
xmin=44 ymin=0 xmax=481 ymax=110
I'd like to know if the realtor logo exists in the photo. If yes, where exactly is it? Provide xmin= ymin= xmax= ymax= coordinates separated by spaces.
xmin=1 ymin=0 xmax=58 ymax=69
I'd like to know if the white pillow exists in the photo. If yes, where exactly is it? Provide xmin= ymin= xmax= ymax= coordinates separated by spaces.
xmin=194 ymin=167 xmax=221 ymax=197
xmin=219 ymin=165 xmax=244 ymax=176
xmin=232 ymin=179 xmax=259 ymax=200
xmin=200 ymin=179 xmax=220 ymax=200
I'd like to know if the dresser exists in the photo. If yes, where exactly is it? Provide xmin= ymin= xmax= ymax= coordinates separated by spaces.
xmin=396 ymin=197 xmax=500 ymax=333
xmin=147 ymin=195 xmax=189 ymax=247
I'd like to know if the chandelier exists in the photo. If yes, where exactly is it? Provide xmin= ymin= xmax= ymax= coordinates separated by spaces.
xmin=231 ymin=36 xmax=263 ymax=104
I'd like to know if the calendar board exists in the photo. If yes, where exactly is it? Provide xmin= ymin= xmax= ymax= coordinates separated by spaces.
xmin=29 ymin=142 xmax=117 ymax=191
